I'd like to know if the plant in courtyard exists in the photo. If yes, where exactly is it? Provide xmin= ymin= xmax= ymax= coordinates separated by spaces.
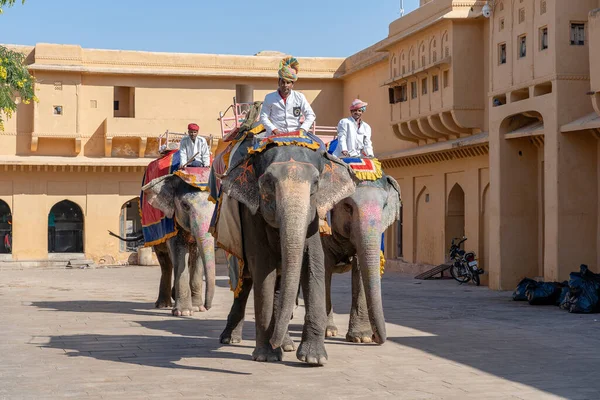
xmin=0 ymin=0 xmax=36 ymax=131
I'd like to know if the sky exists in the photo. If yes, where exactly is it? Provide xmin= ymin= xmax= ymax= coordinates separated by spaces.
xmin=0 ymin=0 xmax=419 ymax=58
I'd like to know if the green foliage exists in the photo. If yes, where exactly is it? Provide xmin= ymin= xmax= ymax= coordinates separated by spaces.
xmin=0 ymin=0 xmax=25 ymax=15
xmin=0 ymin=0 xmax=35 ymax=131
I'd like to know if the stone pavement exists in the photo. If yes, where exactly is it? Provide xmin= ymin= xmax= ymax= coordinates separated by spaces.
xmin=1 ymin=265 xmax=600 ymax=400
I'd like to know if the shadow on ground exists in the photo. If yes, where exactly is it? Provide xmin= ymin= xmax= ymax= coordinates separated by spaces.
xmin=40 ymin=332 xmax=252 ymax=375
xmin=330 ymin=272 xmax=600 ymax=398
xmin=30 ymin=300 xmax=171 ymax=318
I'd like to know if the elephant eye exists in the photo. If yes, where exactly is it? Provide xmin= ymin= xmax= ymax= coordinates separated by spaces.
xmin=311 ymin=178 xmax=319 ymax=194
xmin=181 ymin=202 xmax=191 ymax=212
xmin=343 ymin=203 xmax=353 ymax=215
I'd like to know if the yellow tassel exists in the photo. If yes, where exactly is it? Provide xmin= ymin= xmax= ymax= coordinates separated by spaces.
xmin=248 ymin=123 xmax=265 ymax=135
xmin=143 ymin=228 xmax=179 ymax=248
xmin=319 ymin=218 xmax=332 ymax=236
xmin=247 ymin=138 xmax=321 ymax=155
xmin=379 ymin=250 xmax=386 ymax=276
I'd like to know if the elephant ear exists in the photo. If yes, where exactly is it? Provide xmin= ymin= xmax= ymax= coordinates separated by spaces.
xmin=382 ymin=175 xmax=402 ymax=229
xmin=141 ymin=174 xmax=177 ymax=218
xmin=221 ymin=158 xmax=259 ymax=214
xmin=315 ymin=152 xmax=357 ymax=219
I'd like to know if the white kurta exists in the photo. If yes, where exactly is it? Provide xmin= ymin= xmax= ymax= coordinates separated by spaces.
xmin=259 ymin=90 xmax=316 ymax=136
xmin=333 ymin=116 xmax=374 ymax=158
xmin=178 ymin=135 xmax=211 ymax=167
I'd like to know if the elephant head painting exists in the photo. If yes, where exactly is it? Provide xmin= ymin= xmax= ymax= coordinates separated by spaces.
xmin=216 ymin=138 xmax=357 ymax=365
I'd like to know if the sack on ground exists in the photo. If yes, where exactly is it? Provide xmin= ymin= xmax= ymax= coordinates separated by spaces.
xmin=513 ymin=278 xmax=537 ymax=301
xmin=526 ymin=281 xmax=566 ymax=305
xmin=560 ymin=264 xmax=600 ymax=313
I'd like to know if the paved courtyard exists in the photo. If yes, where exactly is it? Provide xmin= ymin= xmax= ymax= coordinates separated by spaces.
xmin=1 ymin=265 xmax=600 ymax=400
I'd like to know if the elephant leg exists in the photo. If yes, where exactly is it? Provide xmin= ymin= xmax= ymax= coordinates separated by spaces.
xmin=273 ymin=274 xmax=295 ymax=352
xmin=188 ymin=242 xmax=205 ymax=313
xmin=296 ymin=228 xmax=328 ymax=365
xmin=242 ymin=210 xmax=282 ymax=362
xmin=154 ymin=243 xmax=173 ymax=308
xmin=220 ymin=276 xmax=253 ymax=344
xmin=167 ymin=232 xmax=194 ymax=317
xmin=346 ymin=258 xmax=373 ymax=343
xmin=325 ymin=266 xmax=338 ymax=337
xmin=251 ymin=262 xmax=281 ymax=362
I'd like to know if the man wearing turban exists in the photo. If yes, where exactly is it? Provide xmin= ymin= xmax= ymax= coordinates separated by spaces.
xmin=331 ymin=99 xmax=374 ymax=158
xmin=259 ymin=56 xmax=316 ymax=137
xmin=178 ymin=123 xmax=211 ymax=167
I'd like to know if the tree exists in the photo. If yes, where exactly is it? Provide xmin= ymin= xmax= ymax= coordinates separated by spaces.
xmin=0 ymin=0 xmax=36 ymax=131
xmin=0 ymin=0 xmax=25 ymax=14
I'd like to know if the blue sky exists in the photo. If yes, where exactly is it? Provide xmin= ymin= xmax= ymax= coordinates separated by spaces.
xmin=0 ymin=0 xmax=419 ymax=57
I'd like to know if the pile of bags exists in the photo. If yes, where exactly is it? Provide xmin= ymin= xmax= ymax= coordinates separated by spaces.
xmin=513 ymin=264 xmax=600 ymax=313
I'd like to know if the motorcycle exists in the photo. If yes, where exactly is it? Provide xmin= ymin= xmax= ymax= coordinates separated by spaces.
xmin=448 ymin=236 xmax=483 ymax=286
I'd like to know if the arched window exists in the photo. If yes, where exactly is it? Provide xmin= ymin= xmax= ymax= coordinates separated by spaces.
xmin=400 ymin=51 xmax=406 ymax=75
xmin=430 ymin=36 xmax=437 ymax=63
xmin=391 ymin=54 xmax=398 ymax=78
xmin=48 ymin=200 xmax=84 ymax=253
xmin=419 ymin=42 xmax=427 ymax=67
xmin=442 ymin=31 xmax=450 ymax=58
xmin=0 ymin=200 xmax=11 ymax=254
xmin=119 ymin=198 xmax=143 ymax=252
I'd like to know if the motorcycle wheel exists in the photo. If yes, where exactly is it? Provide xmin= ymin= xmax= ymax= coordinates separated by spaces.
xmin=472 ymin=273 xmax=480 ymax=286
xmin=450 ymin=264 xmax=470 ymax=283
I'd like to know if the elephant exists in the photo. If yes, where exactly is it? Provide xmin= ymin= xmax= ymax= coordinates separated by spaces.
xmin=217 ymin=142 xmax=356 ymax=365
xmin=139 ymin=173 xmax=217 ymax=317
xmin=322 ymin=172 xmax=401 ymax=344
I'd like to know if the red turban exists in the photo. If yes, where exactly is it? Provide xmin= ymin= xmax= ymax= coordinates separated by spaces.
xmin=188 ymin=123 xmax=199 ymax=131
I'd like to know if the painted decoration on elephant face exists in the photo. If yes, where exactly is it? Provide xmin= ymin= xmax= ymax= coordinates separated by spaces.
xmin=342 ymin=157 xmax=383 ymax=181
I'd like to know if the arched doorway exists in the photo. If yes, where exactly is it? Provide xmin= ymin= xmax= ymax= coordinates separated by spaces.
xmin=0 ymin=200 xmax=12 ymax=254
xmin=119 ymin=198 xmax=143 ymax=252
xmin=481 ymin=184 xmax=490 ymax=271
xmin=415 ymin=187 xmax=435 ymax=264
xmin=49 ymin=200 xmax=84 ymax=253
xmin=445 ymin=184 xmax=465 ymax=253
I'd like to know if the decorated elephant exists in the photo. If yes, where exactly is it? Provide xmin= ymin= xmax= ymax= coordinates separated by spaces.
xmin=213 ymin=132 xmax=357 ymax=365
xmin=322 ymin=158 xmax=401 ymax=344
xmin=140 ymin=168 xmax=216 ymax=317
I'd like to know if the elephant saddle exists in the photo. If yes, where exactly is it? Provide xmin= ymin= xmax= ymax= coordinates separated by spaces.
xmin=342 ymin=157 xmax=383 ymax=181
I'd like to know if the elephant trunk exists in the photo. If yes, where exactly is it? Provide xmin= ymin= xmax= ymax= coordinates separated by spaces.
xmin=270 ymin=181 xmax=311 ymax=349
xmin=356 ymin=205 xmax=387 ymax=344
xmin=189 ymin=199 xmax=216 ymax=310
xmin=198 ymin=235 xmax=216 ymax=310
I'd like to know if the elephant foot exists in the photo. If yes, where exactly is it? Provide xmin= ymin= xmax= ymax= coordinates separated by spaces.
xmin=345 ymin=330 xmax=374 ymax=344
xmin=252 ymin=345 xmax=283 ymax=362
xmin=154 ymin=297 xmax=172 ymax=309
xmin=297 ymin=340 xmax=328 ymax=366
xmin=172 ymin=302 xmax=194 ymax=317
xmin=192 ymin=296 xmax=209 ymax=312
xmin=220 ymin=328 xmax=243 ymax=345
xmin=282 ymin=334 xmax=295 ymax=352
xmin=325 ymin=325 xmax=338 ymax=337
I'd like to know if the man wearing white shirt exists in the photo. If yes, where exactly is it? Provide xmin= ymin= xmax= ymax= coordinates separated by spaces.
xmin=259 ymin=56 xmax=316 ymax=137
xmin=179 ymin=123 xmax=211 ymax=168
xmin=333 ymin=99 xmax=374 ymax=158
